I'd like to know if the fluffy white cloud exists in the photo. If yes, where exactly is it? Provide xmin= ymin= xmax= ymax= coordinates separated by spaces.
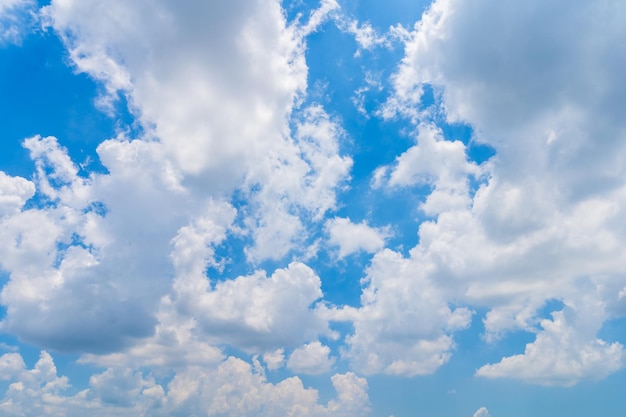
xmin=0 ymin=0 xmax=352 ymax=356
xmin=373 ymin=123 xmax=480 ymax=215
xmin=263 ymin=349 xmax=286 ymax=371
xmin=326 ymin=372 xmax=371 ymax=416
xmin=326 ymin=217 xmax=390 ymax=258
xmin=78 ymin=298 xmax=225 ymax=369
xmin=0 ymin=172 xmax=34 ymax=218
xmin=165 ymin=358 xmax=370 ymax=417
xmin=2 ymin=4 xmax=624 ymax=416
xmin=0 ymin=351 xmax=73 ymax=417
xmin=0 ymin=136 xmax=185 ymax=353
xmin=378 ymin=0 xmax=626 ymax=385
xmin=287 ymin=341 xmax=336 ymax=375
xmin=0 ymin=352 xmax=24 ymax=380
xmin=477 ymin=304 xmax=623 ymax=386
xmin=174 ymin=262 xmax=332 ymax=352
xmin=0 ymin=351 xmax=370 ymax=417
xmin=42 ymin=0 xmax=350 ymax=262
xmin=329 ymin=249 xmax=472 ymax=376
xmin=244 ymin=105 xmax=352 ymax=261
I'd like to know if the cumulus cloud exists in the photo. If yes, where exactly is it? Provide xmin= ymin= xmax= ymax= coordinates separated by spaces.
xmin=244 ymin=104 xmax=352 ymax=261
xmin=173 ymin=262 xmax=332 ymax=352
xmin=377 ymin=0 xmax=626 ymax=384
xmin=263 ymin=349 xmax=286 ymax=371
xmin=0 ymin=351 xmax=370 ymax=417
xmin=1 ymin=3 xmax=624 ymax=417
xmin=0 ymin=171 xmax=35 ymax=218
xmin=0 ymin=136 xmax=183 ymax=353
xmin=329 ymin=249 xmax=472 ymax=376
xmin=326 ymin=217 xmax=390 ymax=258
xmin=477 ymin=304 xmax=623 ymax=386
xmin=373 ymin=123 xmax=480 ymax=215
xmin=42 ymin=0 xmax=351 ymax=263
xmin=0 ymin=352 xmax=24 ymax=380
xmin=0 ymin=0 xmax=354 ymax=356
xmin=287 ymin=341 xmax=336 ymax=375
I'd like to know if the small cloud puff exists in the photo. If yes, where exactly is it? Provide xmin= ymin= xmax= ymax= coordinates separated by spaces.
xmin=287 ymin=341 xmax=335 ymax=375
xmin=473 ymin=407 xmax=490 ymax=417
xmin=326 ymin=217 xmax=391 ymax=259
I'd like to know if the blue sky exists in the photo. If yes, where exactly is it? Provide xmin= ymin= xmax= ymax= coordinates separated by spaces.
xmin=1 ymin=0 xmax=626 ymax=416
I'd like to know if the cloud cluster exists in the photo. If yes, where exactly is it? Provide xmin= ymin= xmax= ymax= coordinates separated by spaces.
xmin=0 ymin=350 xmax=370 ymax=417
xmin=331 ymin=249 xmax=472 ymax=376
xmin=1 ymin=2 xmax=625 ymax=416
xmin=0 ymin=0 xmax=356 ymax=353
xmin=379 ymin=0 xmax=626 ymax=384
xmin=0 ymin=0 xmax=362 ymax=412
xmin=0 ymin=0 xmax=371 ymax=413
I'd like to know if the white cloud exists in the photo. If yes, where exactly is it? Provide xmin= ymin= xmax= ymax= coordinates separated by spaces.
xmin=89 ymin=368 xmax=147 ymax=407
xmin=375 ymin=123 xmax=480 ymax=215
xmin=244 ymin=104 xmax=352 ymax=261
xmin=378 ymin=0 xmax=626 ymax=385
xmin=174 ymin=262 xmax=331 ymax=352
xmin=0 ymin=350 xmax=370 ymax=417
xmin=263 ymin=349 xmax=286 ymax=371
xmin=287 ymin=341 xmax=336 ymax=375
xmin=0 ymin=171 xmax=35 ymax=218
xmin=78 ymin=297 xmax=225 ymax=369
xmin=43 ymin=0 xmax=351 ymax=263
xmin=336 ymin=18 xmax=390 ymax=56
xmin=477 ymin=304 xmax=623 ymax=386
xmin=329 ymin=249 xmax=472 ymax=376
xmin=1 ymin=3 xmax=623 ymax=416
xmin=473 ymin=407 xmax=490 ymax=417
xmin=326 ymin=372 xmax=371 ymax=416
xmin=0 ymin=351 xmax=73 ymax=417
xmin=326 ymin=217 xmax=390 ymax=258
xmin=166 ymin=358 xmax=370 ymax=417
xmin=0 ymin=352 xmax=24 ymax=380
xmin=298 ymin=0 xmax=339 ymax=37
xmin=0 ymin=135 xmax=185 ymax=353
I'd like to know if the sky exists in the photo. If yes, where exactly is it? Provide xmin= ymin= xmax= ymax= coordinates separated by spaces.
xmin=0 ymin=0 xmax=625 ymax=416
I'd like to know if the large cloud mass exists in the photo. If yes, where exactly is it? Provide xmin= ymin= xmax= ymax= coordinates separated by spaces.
xmin=383 ymin=0 xmax=626 ymax=384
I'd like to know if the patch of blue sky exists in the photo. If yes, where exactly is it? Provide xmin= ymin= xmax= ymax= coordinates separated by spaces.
xmin=338 ymin=0 xmax=430 ymax=31
xmin=476 ymin=372 xmax=626 ymax=417
xmin=535 ymin=298 xmax=565 ymax=320
xmin=281 ymin=0 xmax=320 ymax=25
xmin=368 ymin=344 xmax=626 ymax=417
xmin=311 ymin=249 xmax=366 ymax=307
xmin=0 ymin=272 xmax=7 ymax=319
xmin=302 ymin=13 xmax=430 ymax=249
xmin=599 ymin=315 xmax=626 ymax=346
xmin=0 ymin=27 xmax=135 ymax=180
